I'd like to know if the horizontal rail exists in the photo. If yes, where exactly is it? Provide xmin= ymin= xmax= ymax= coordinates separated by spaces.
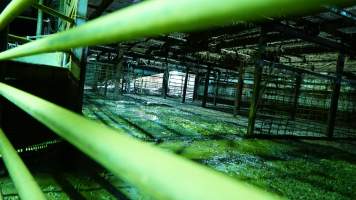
xmin=0 ymin=82 xmax=280 ymax=200
xmin=0 ymin=0 xmax=34 ymax=31
xmin=0 ymin=0 xmax=353 ymax=60
xmin=0 ymin=128 xmax=46 ymax=200
xmin=32 ymin=3 xmax=75 ymax=24
xmin=8 ymin=34 xmax=31 ymax=43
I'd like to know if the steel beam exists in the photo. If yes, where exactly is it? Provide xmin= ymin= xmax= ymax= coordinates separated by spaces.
xmin=0 ymin=82 xmax=280 ymax=200
xmin=270 ymin=22 xmax=355 ymax=55
xmin=0 ymin=129 xmax=46 ymax=200
xmin=0 ymin=0 xmax=353 ymax=60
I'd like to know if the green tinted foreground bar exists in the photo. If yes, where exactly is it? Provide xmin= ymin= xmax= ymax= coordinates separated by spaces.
xmin=0 ymin=0 xmax=353 ymax=60
xmin=0 ymin=128 xmax=46 ymax=200
xmin=0 ymin=0 xmax=34 ymax=31
xmin=0 ymin=82 xmax=281 ymax=200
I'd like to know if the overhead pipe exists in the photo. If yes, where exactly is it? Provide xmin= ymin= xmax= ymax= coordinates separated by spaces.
xmin=0 ymin=82 xmax=280 ymax=200
xmin=0 ymin=0 xmax=354 ymax=60
xmin=0 ymin=0 xmax=34 ymax=31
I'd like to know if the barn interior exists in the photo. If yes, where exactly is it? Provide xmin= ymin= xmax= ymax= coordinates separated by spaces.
xmin=0 ymin=0 xmax=356 ymax=200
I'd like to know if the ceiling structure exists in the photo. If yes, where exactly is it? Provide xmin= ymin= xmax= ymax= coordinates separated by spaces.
xmin=87 ymin=0 xmax=356 ymax=74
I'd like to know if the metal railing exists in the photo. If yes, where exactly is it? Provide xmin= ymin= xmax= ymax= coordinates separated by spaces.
xmin=0 ymin=0 xmax=354 ymax=199
xmin=0 ymin=82 xmax=280 ymax=200
xmin=0 ymin=128 xmax=46 ymax=200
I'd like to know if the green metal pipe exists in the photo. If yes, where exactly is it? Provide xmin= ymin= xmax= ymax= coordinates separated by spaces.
xmin=8 ymin=34 xmax=31 ymax=43
xmin=0 ymin=128 xmax=46 ymax=200
xmin=0 ymin=82 xmax=281 ymax=200
xmin=0 ymin=0 xmax=354 ymax=60
xmin=0 ymin=0 xmax=34 ymax=31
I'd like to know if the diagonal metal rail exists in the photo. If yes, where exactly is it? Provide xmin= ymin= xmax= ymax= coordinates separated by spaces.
xmin=0 ymin=128 xmax=46 ymax=200
xmin=0 ymin=0 xmax=34 ymax=31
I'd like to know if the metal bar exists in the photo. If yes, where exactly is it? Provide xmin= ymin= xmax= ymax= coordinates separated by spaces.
xmin=247 ymin=29 xmax=266 ymax=136
xmin=0 ymin=82 xmax=280 ymax=200
xmin=8 ymin=34 xmax=30 ymax=43
xmin=182 ymin=67 xmax=189 ymax=103
xmin=0 ymin=128 xmax=46 ymax=200
xmin=0 ymin=0 xmax=34 ymax=31
xmin=193 ymin=72 xmax=199 ymax=101
xmin=234 ymin=65 xmax=244 ymax=116
xmin=326 ymin=52 xmax=345 ymax=137
xmin=213 ymin=71 xmax=219 ymax=106
xmin=32 ymin=3 xmax=75 ymax=24
xmin=0 ymin=0 xmax=353 ymax=60
xmin=36 ymin=0 xmax=43 ymax=37
xmin=162 ymin=64 xmax=169 ymax=99
xmin=291 ymin=73 xmax=302 ymax=120
xmin=202 ymin=68 xmax=211 ymax=108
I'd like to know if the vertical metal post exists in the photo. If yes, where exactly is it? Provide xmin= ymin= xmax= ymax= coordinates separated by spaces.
xmin=75 ymin=0 xmax=88 ymax=112
xmin=182 ymin=67 xmax=189 ymax=103
xmin=162 ymin=64 xmax=169 ymax=99
xmin=247 ymin=29 xmax=266 ymax=136
xmin=126 ymin=64 xmax=131 ymax=93
xmin=213 ymin=71 xmax=220 ymax=106
xmin=291 ymin=72 xmax=302 ymax=120
xmin=234 ymin=65 xmax=244 ymax=116
xmin=36 ymin=0 xmax=43 ymax=38
xmin=326 ymin=52 xmax=345 ymax=138
xmin=202 ymin=68 xmax=211 ymax=108
xmin=193 ymin=71 xmax=200 ymax=101
xmin=104 ymin=66 xmax=108 ymax=96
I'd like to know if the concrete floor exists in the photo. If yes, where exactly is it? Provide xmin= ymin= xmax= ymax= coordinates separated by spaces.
xmin=0 ymin=93 xmax=355 ymax=199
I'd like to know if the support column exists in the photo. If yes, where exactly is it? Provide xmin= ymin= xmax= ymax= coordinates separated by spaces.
xmin=121 ymin=66 xmax=125 ymax=94
xmin=234 ymin=65 xmax=244 ymax=116
xmin=193 ymin=72 xmax=200 ymax=101
xmin=126 ymin=65 xmax=131 ymax=93
xmin=162 ymin=65 xmax=169 ymax=99
xmin=75 ymin=0 xmax=88 ymax=112
xmin=202 ymin=68 xmax=211 ymax=108
xmin=291 ymin=72 xmax=302 ymax=120
xmin=326 ymin=52 xmax=345 ymax=138
xmin=213 ymin=71 xmax=220 ymax=106
xmin=247 ymin=29 xmax=266 ymax=136
xmin=36 ymin=0 xmax=44 ymax=38
xmin=104 ymin=66 xmax=109 ymax=96
xmin=182 ymin=67 xmax=189 ymax=103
